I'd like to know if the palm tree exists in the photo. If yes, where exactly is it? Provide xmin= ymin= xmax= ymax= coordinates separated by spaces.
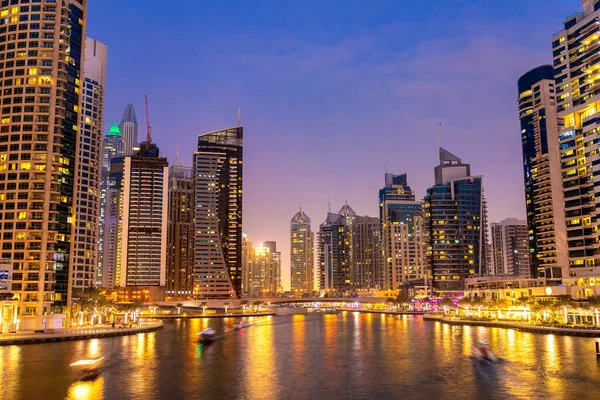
xmin=253 ymin=300 xmax=263 ymax=312
xmin=555 ymin=294 xmax=575 ymax=324
xmin=240 ymin=300 xmax=248 ymax=313
xmin=536 ymin=299 xmax=555 ymax=322
xmin=514 ymin=296 xmax=529 ymax=308
xmin=387 ymin=297 xmax=396 ymax=311
xmin=200 ymin=302 xmax=208 ymax=314
xmin=487 ymin=298 xmax=504 ymax=319
xmin=587 ymin=296 xmax=600 ymax=326
xmin=176 ymin=303 xmax=183 ymax=315
xmin=223 ymin=302 xmax=230 ymax=314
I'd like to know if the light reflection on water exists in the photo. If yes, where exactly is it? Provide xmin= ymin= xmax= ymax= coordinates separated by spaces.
xmin=3 ymin=314 xmax=600 ymax=399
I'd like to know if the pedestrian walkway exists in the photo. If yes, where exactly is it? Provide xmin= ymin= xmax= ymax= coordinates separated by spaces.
xmin=0 ymin=320 xmax=163 ymax=346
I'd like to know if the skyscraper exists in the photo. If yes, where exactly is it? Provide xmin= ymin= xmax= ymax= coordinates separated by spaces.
xmin=75 ymin=37 xmax=107 ymax=289
xmin=552 ymin=1 xmax=600 ymax=276
xmin=194 ymin=127 xmax=243 ymax=299
xmin=166 ymin=158 xmax=194 ymax=299
xmin=424 ymin=148 xmax=489 ymax=294
xmin=379 ymin=173 xmax=425 ymax=290
xmin=318 ymin=212 xmax=350 ymax=292
xmin=490 ymin=219 xmax=530 ymax=277
xmin=290 ymin=209 xmax=314 ymax=293
xmin=246 ymin=242 xmax=281 ymax=295
xmin=0 ymin=1 xmax=87 ymax=327
xmin=518 ymin=65 xmax=568 ymax=279
xmin=117 ymin=143 xmax=169 ymax=287
xmin=241 ymin=233 xmax=252 ymax=295
xmin=119 ymin=103 xmax=139 ymax=156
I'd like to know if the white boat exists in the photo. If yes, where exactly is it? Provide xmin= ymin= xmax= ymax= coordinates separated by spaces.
xmin=232 ymin=319 xmax=246 ymax=330
xmin=198 ymin=327 xmax=216 ymax=344
xmin=70 ymin=357 xmax=104 ymax=381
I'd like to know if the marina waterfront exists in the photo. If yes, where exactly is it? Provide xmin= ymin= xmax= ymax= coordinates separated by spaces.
xmin=2 ymin=313 xmax=599 ymax=399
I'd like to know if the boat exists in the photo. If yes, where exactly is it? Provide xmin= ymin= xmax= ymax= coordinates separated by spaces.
xmin=198 ymin=327 xmax=216 ymax=344
xmin=472 ymin=342 xmax=499 ymax=363
xmin=232 ymin=319 xmax=245 ymax=330
xmin=70 ymin=357 xmax=104 ymax=381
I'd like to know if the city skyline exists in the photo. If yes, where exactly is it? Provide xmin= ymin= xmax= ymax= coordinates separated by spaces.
xmin=86 ymin=1 xmax=576 ymax=290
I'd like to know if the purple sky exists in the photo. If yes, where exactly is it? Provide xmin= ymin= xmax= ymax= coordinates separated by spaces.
xmin=88 ymin=0 xmax=576 ymax=290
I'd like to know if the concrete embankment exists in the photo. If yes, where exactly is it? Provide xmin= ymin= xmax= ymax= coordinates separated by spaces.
xmin=0 ymin=321 xmax=164 ymax=346
xmin=153 ymin=312 xmax=275 ymax=319
xmin=424 ymin=314 xmax=600 ymax=337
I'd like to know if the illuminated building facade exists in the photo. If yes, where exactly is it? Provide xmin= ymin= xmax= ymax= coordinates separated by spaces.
xmin=0 ymin=1 xmax=87 ymax=326
xmin=117 ymin=144 xmax=168 ymax=287
xmin=290 ymin=209 xmax=314 ymax=292
xmin=246 ymin=242 xmax=281 ymax=295
xmin=73 ymin=37 xmax=106 ymax=290
xmin=193 ymin=127 xmax=243 ymax=299
xmin=166 ymin=162 xmax=194 ymax=299
xmin=490 ymin=218 xmax=530 ymax=277
xmin=424 ymin=148 xmax=489 ymax=294
xmin=318 ymin=212 xmax=350 ymax=292
xmin=552 ymin=0 xmax=600 ymax=276
xmin=518 ymin=65 xmax=568 ymax=279
xmin=379 ymin=173 xmax=424 ymax=290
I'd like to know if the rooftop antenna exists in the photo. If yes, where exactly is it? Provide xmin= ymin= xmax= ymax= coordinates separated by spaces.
xmin=174 ymin=144 xmax=182 ymax=166
xmin=145 ymin=94 xmax=152 ymax=144
xmin=300 ymin=202 xmax=302 ymax=213
xmin=438 ymin=118 xmax=443 ymax=148
xmin=328 ymin=193 xmax=331 ymax=213
xmin=238 ymin=107 xmax=241 ymax=126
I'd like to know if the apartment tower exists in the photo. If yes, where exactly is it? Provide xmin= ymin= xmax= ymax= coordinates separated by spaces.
xmin=166 ymin=158 xmax=194 ymax=299
xmin=379 ymin=173 xmax=425 ymax=290
xmin=490 ymin=218 xmax=530 ymax=277
xmin=423 ymin=148 xmax=489 ymax=294
xmin=0 ymin=1 xmax=87 ymax=327
xmin=518 ymin=65 xmax=568 ymax=279
xmin=119 ymin=103 xmax=139 ymax=156
xmin=73 ymin=37 xmax=106 ymax=290
xmin=552 ymin=0 xmax=600 ymax=276
xmin=290 ymin=208 xmax=314 ymax=293
xmin=193 ymin=127 xmax=243 ymax=299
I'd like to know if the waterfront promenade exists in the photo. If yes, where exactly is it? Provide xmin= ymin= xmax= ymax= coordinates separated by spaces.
xmin=424 ymin=314 xmax=600 ymax=337
xmin=0 ymin=320 xmax=164 ymax=346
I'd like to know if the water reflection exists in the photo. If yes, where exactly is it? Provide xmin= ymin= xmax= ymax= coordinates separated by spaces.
xmin=5 ymin=315 xmax=600 ymax=399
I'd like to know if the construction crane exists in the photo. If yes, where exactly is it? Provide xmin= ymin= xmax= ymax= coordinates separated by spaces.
xmin=144 ymin=94 xmax=152 ymax=144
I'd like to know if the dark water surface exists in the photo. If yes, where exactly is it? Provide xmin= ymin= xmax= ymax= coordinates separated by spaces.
xmin=1 ymin=313 xmax=599 ymax=399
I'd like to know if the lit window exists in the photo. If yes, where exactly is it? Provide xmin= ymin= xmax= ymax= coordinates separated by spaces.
xmin=17 ymin=212 xmax=27 ymax=220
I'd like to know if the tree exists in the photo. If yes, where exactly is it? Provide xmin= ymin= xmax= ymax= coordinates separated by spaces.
xmin=536 ymin=299 xmax=555 ymax=322
xmin=514 ymin=296 xmax=530 ymax=308
xmin=555 ymin=295 xmax=575 ymax=324
xmin=176 ymin=303 xmax=183 ymax=315
xmin=200 ymin=302 xmax=208 ymax=314
xmin=441 ymin=297 xmax=453 ymax=307
xmin=240 ymin=300 xmax=248 ymax=312
xmin=223 ymin=302 xmax=230 ymax=314
xmin=587 ymin=296 xmax=600 ymax=325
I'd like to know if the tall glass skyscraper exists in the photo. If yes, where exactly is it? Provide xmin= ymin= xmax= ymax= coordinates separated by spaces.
xmin=517 ymin=65 xmax=568 ymax=279
xmin=0 ymin=1 xmax=87 ymax=328
xmin=290 ymin=209 xmax=314 ymax=293
xmin=318 ymin=212 xmax=350 ymax=292
xmin=119 ymin=103 xmax=139 ymax=156
xmin=193 ymin=127 xmax=243 ymax=299
xmin=424 ymin=149 xmax=489 ymax=294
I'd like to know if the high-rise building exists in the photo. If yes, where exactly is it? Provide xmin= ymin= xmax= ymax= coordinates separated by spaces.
xmin=119 ymin=103 xmax=139 ymax=156
xmin=290 ymin=209 xmax=314 ymax=293
xmin=97 ymin=123 xmax=123 ymax=286
xmin=518 ymin=65 xmax=569 ymax=279
xmin=241 ymin=233 xmax=251 ymax=295
xmin=246 ymin=242 xmax=281 ymax=295
xmin=423 ymin=148 xmax=489 ymax=294
xmin=318 ymin=212 xmax=350 ymax=292
xmin=490 ymin=218 xmax=530 ymax=277
xmin=552 ymin=1 xmax=600 ymax=276
xmin=338 ymin=204 xmax=381 ymax=289
xmin=166 ymin=159 xmax=194 ymax=299
xmin=117 ymin=143 xmax=168 ymax=287
xmin=379 ymin=173 xmax=425 ymax=290
xmin=0 ymin=1 xmax=87 ymax=327
xmin=72 ymin=38 xmax=106 ymax=290
xmin=101 ymin=156 xmax=125 ymax=289
xmin=194 ymin=127 xmax=243 ymax=299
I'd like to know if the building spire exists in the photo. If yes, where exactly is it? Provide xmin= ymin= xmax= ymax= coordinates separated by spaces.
xmin=438 ymin=118 xmax=443 ymax=148
xmin=238 ymin=107 xmax=241 ymax=126
xmin=174 ymin=144 xmax=182 ymax=166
